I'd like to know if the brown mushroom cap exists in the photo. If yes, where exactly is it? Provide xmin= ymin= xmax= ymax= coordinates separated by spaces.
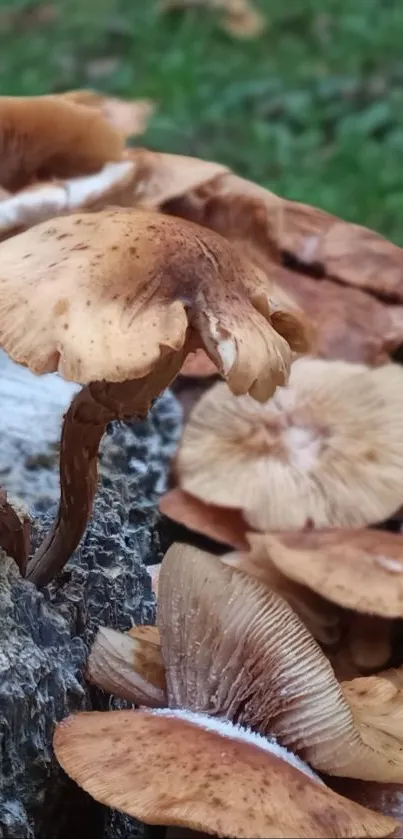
xmin=176 ymin=357 xmax=403 ymax=529
xmin=164 ymin=170 xmax=403 ymax=364
xmin=0 ymin=95 xmax=124 ymax=192
xmin=0 ymin=208 xmax=309 ymax=398
xmin=240 ymin=529 xmax=403 ymax=618
xmin=167 ymin=170 xmax=403 ymax=301
xmin=53 ymin=708 xmax=398 ymax=838
xmin=159 ymin=487 xmax=249 ymax=549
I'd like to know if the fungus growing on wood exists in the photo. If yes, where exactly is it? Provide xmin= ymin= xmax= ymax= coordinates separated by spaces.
xmin=176 ymin=357 xmax=403 ymax=531
xmin=0 ymin=207 xmax=309 ymax=586
xmin=85 ymin=543 xmax=403 ymax=783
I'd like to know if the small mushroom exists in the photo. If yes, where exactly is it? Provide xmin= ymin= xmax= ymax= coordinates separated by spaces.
xmin=87 ymin=543 xmax=403 ymax=783
xmin=176 ymin=357 xmax=403 ymax=531
xmin=0 ymin=94 xmax=124 ymax=192
xmin=87 ymin=626 xmax=166 ymax=706
xmin=53 ymin=707 xmax=397 ymax=838
xmin=0 ymin=207 xmax=309 ymax=586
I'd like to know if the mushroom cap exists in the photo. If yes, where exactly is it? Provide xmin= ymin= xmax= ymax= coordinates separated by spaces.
xmin=242 ymin=529 xmax=403 ymax=618
xmin=168 ymin=170 xmax=403 ymax=301
xmin=269 ymin=263 xmax=403 ymax=366
xmin=0 ymin=208 xmax=309 ymax=397
xmin=164 ymin=170 xmax=403 ymax=363
xmin=176 ymin=356 xmax=403 ymax=529
xmin=0 ymin=95 xmax=124 ymax=192
xmin=159 ymin=487 xmax=249 ymax=549
xmin=86 ymin=626 xmax=166 ymax=707
xmin=53 ymin=707 xmax=398 ymax=838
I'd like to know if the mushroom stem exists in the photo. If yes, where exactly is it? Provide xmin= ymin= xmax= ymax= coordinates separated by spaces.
xmin=27 ymin=352 xmax=185 ymax=587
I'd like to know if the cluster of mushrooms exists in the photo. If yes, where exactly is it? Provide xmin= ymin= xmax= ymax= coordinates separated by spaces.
xmin=2 ymin=90 xmax=403 ymax=837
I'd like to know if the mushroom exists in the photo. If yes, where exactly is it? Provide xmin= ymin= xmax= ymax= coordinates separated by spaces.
xmin=87 ymin=625 xmax=166 ymax=706
xmin=224 ymin=528 xmax=403 ymax=671
xmin=0 ymin=94 xmax=124 ymax=192
xmin=53 ymin=707 xmax=397 ymax=838
xmin=0 ymin=207 xmax=309 ymax=586
xmin=175 ymin=357 xmax=403 ymax=531
xmin=86 ymin=542 xmax=403 ymax=783
xmin=163 ymin=173 xmax=403 ymax=362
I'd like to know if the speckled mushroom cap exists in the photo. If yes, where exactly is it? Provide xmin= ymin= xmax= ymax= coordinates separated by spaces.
xmin=0 ymin=207 xmax=310 ymax=399
xmin=53 ymin=708 xmax=398 ymax=838
xmin=234 ymin=529 xmax=403 ymax=619
xmin=0 ymin=95 xmax=124 ymax=192
xmin=176 ymin=356 xmax=403 ymax=529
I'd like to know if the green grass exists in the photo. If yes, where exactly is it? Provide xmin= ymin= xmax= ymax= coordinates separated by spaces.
xmin=1 ymin=0 xmax=403 ymax=242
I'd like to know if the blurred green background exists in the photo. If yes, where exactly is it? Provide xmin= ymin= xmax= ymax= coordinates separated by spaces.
xmin=1 ymin=0 xmax=403 ymax=242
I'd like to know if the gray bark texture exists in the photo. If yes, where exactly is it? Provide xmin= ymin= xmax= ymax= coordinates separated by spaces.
xmin=0 ymin=354 xmax=182 ymax=839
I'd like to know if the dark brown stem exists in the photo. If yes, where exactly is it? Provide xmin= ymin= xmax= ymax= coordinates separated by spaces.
xmin=27 ymin=352 xmax=185 ymax=588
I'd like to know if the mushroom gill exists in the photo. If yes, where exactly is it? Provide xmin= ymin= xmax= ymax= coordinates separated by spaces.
xmin=176 ymin=357 xmax=403 ymax=531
